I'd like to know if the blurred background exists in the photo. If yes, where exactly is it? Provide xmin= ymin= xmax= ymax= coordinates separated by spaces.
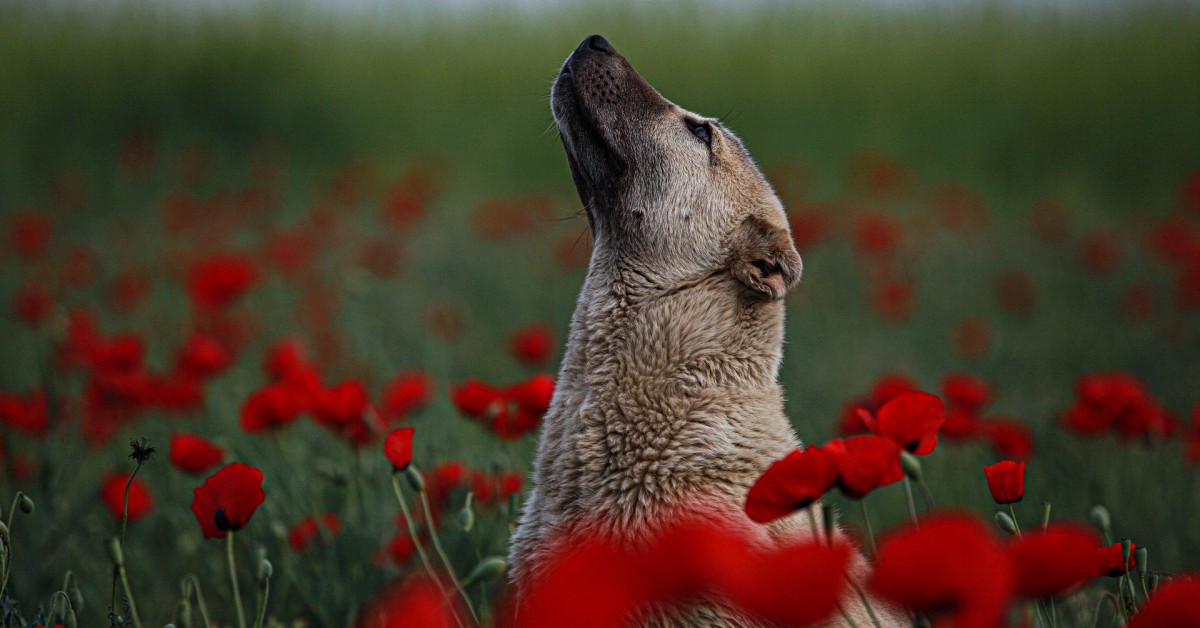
xmin=1 ymin=0 xmax=1199 ymax=625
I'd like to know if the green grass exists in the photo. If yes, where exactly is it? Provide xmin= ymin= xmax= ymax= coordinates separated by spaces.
xmin=0 ymin=2 xmax=1198 ymax=625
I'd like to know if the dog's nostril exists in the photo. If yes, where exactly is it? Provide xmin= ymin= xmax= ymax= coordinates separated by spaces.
xmin=586 ymin=34 xmax=611 ymax=54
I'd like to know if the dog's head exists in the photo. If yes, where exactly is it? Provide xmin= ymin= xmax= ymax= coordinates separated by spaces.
xmin=552 ymin=34 xmax=801 ymax=301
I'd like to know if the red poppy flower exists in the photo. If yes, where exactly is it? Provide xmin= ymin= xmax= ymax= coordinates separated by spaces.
xmin=187 ymin=255 xmax=259 ymax=310
xmin=288 ymin=513 xmax=342 ymax=552
xmin=312 ymin=380 xmax=369 ymax=428
xmin=980 ymin=418 xmax=1035 ymax=460
xmin=10 ymin=211 xmax=52 ymax=260
xmin=983 ymin=460 xmax=1025 ymax=505
xmin=824 ymin=436 xmax=904 ymax=499
xmin=384 ymin=427 xmax=415 ymax=470
xmin=381 ymin=533 xmax=418 ymax=567
xmin=0 ymin=389 xmax=49 ymax=438
xmin=744 ymin=447 xmax=838 ymax=523
xmin=453 ymin=375 xmax=554 ymax=440
xmin=1128 ymin=575 xmax=1200 ymax=627
xmin=853 ymin=212 xmax=900 ymax=257
xmin=510 ymin=323 xmax=555 ymax=366
xmin=169 ymin=432 xmax=225 ymax=474
xmin=240 ymin=383 xmax=307 ymax=433
xmin=263 ymin=338 xmax=312 ymax=380
xmin=1006 ymin=524 xmax=1102 ymax=599
xmin=789 ymin=209 xmax=831 ymax=252
xmin=869 ymin=512 xmax=1015 ymax=627
xmin=941 ymin=407 xmax=983 ymax=440
xmin=860 ymin=391 xmax=945 ymax=455
xmin=381 ymin=371 xmax=433 ymax=422
xmin=450 ymin=380 xmax=504 ymax=417
xmin=507 ymin=374 xmax=555 ymax=417
xmin=1096 ymin=541 xmax=1136 ymax=577
xmin=100 ymin=472 xmax=155 ymax=522
xmin=175 ymin=333 xmax=232 ymax=379
xmin=12 ymin=283 xmax=53 ymax=328
xmin=498 ymin=471 xmax=523 ymax=499
xmin=190 ymin=462 xmax=265 ymax=539
xmin=942 ymin=373 xmax=991 ymax=412
xmin=356 ymin=577 xmax=459 ymax=628
xmin=953 ymin=317 xmax=993 ymax=358
xmin=871 ymin=279 xmax=914 ymax=321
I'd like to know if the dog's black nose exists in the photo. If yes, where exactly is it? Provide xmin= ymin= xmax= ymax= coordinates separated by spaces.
xmin=574 ymin=34 xmax=612 ymax=58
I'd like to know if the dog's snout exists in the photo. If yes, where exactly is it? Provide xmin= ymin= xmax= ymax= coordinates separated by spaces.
xmin=573 ymin=34 xmax=613 ymax=60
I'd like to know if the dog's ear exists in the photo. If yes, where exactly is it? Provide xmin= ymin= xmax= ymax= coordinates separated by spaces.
xmin=728 ymin=213 xmax=803 ymax=300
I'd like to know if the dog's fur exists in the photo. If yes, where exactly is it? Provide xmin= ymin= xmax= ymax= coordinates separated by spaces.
xmin=509 ymin=35 xmax=899 ymax=627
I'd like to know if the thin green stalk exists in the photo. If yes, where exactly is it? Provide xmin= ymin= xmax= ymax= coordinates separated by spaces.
xmin=1008 ymin=504 xmax=1023 ymax=537
xmin=1 ymin=490 xmax=27 ymax=600
xmin=418 ymin=489 xmax=480 ymax=625
xmin=227 ymin=532 xmax=247 ymax=628
xmin=391 ymin=474 xmax=465 ymax=628
xmin=858 ymin=500 xmax=877 ymax=558
xmin=835 ymin=601 xmax=862 ymax=628
xmin=183 ymin=575 xmax=215 ymax=628
xmin=916 ymin=479 xmax=935 ymax=511
xmin=806 ymin=506 xmax=822 ymax=544
xmin=116 ymin=558 xmax=144 ymax=628
xmin=253 ymin=576 xmax=270 ymax=628
xmin=902 ymin=477 xmax=920 ymax=527
xmin=844 ymin=571 xmax=883 ymax=628
xmin=1091 ymin=592 xmax=1120 ymax=628
xmin=119 ymin=462 xmax=144 ymax=543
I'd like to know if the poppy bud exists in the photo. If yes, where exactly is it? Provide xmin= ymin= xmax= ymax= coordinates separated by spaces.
xmin=1135 ymin=547 xmax=1148 ymax=578
xmin=252 ymin=543 xmax=267 ymax=566
xmin=106 ymin=537 xmax=125 ymax=566
xmin=1041 ymin=502 xmax=1052 ymax=529
xmin=994 ymin=511 xmax=1018 ymax=536
xmin=899 ymin=451 xmax=923 ymax=482
xmin=0 ymin=520 xmax=9 ymax=544
xmin=17 ymin=494 xmax=34 ymax=514
xmin=404 ymin=465 xmax=426 ymax=493
xmin=64 ymin=608 xmax=78 ymax=628
xmin=1121 ymin=538 xmax=1133 ymax=572
xmin=463 ymin=556 xmax=507 ymax=587
xmin=175 ymin=599 xmax=193 ymax=628
xmin=458 ymin=492 xmax=475 ymax=533
xmin=258 ymin=558 xmax=273 ymax=582
xmin=1149 ymin=572 xmax=1162 ymax=591
xmin=70 ymin=585 xmax=84 ymax=614
xmin=1090 ymin=505 xmax=1112 ymax=540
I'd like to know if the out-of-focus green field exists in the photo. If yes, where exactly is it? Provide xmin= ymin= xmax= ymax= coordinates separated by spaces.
xmin=1 ymin=1 xmax=1199 ymax=625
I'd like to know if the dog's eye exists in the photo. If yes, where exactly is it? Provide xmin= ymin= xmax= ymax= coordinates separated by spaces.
xmin=685 ymin=119 xmax=712 ymax=146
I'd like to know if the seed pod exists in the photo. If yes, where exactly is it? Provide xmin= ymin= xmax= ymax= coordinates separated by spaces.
xmin=899 ymin=451 xmax=923 ymax=482
xmin=404 ymin=465 xmax=426 ymax=494
xmin=70 ymin=585 xmax=84 ymax=614
xmin=994 ymin=511 xmax=1018 ymax=536
xmin=1149 ymin=572 xmax=1162 ymax=592
xmin=0 ymin=520 xmax=10 ymax=544
xmin=258 ymin=559 xmax=273 ymax=582
xmin=1121 ymin=538 xmax=1133 ymax=572
xmin=1040 ymin=502 xmax=1052 ymax=529
xmin=1089 ymin=505 xmax=1112 ymax=538
xmin=1135 ymin=547 xmax=1148 ymax=578
xmin=458 ymin=492 xmax=476 ymax=533
xmin=462 ymin=556 xmax=507 ymax=587
xmin=105 ymin=537 xmax=125 ymax=567
xmin=17 ymin=494 xmax=34 ymax=515
xmin=174 ymin=598 xmax=193 ymax=628
xmin=64 ymin=608 xmax=77 ymax=628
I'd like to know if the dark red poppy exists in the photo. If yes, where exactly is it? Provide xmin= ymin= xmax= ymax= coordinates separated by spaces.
xmin=89 ymin=332 xmax=146 ymax=373
xmin=263 ymin=338 xmax=312 ymax=380
xmin=1096 ymin=541 xmax=1136 ymax=577
xmin=451 ymin=380 xmax=504 ymax=417
xmin=1062 ymin=372 xmax=1171 ymax=441
xmin=240 ymin=383 xmax=307 ymax=433
xmin=823 ymin=436 xmax=904 ymax=499
xmin=980 ymin=418 xmax=1035 ymax=460
xmin=381 ymin=371 xmax=433 ymax=422
xmin=264 ymin=228 xmax=318 ymax=277
xmin=384 ymin=427 xmax=415 ymax=470
xmin=10 ymin=211 xmax=51 ymax=260
xmin=942 ymin=373 xmax=991 ymax=412
xmin=860 ymin=391 xmax=945 ymax=455
xmin=175 ymin=333 xmax=232 ymax=379
xmin=288 ymin=513 xmax=342 ymax=552
xmin=100 ymin=472 xmax=155 ymax=522
xmin=789 ymin=209 xmax=831 ymax=252
xmin=953 ymin=317 xmax=993 ymax=358
xmin=12 ymin=283 xmax=53 ymax=328
xmin=187 ymin=255 xmax=259 ymax=310
xmin=871 ymin=278 xmax=915 ymax=321
xmin=1128 ymin=575 xmax=1200 ymax=627
xmin=507 ymin=374 xmax=555 ymax=417
xmin=744 ymin=446 xmax=837 ymax=523
xmin=853 ymin=212 xmax=900 ymax=257
xmin=453 ymin=375 xmax=554 ymax=440
xmin=510 ymin=323 xmax=555 ymax=366
xmin=941 ymin=407 xmax=983 ymax=440
xmin=983 ymin=460 xmax=1025 ymax=505
xmin=1006 ymin=524 xmax=1101 ymax=599
xmin=498 ymin=471 xmax=523 ymax=499
xmin=427 ymin=460 xmax=467 ymax=508
xmin=869 ymin=512 xmax=1015 ymax=627
xmin=110 ymin=269 xmax=151 ymax=310
xmin=0 ymin=389 xmax=49 ymax=438
xmin=190 ymin=462 xmax=266 ymax=539
xmin=838 ymin=376 xmax=920 ymax=436
xmin=169 ymin=432 xmax=225 ymax=474
xmin=312 ymin=380 xmax=369 ymax=428
xmin=380 ymin=533 xmax=418 ymax=567
xmin=356 ymin=577 xmax=459 ymax=628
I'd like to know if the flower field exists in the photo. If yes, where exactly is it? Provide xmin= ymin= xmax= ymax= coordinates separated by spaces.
xmin=1 ymin=2 xmax=1199 ymax=626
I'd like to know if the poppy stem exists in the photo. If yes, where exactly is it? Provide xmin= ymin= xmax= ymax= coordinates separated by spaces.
xmin=1090 ymin=592 xmax=1120 ymax=628
xmin=806 ymin=506 xmax=822 ymax=544
xmin=418 ymin=485 xmax=481 ymax=626
xmin=858 ymin=500 xmax=877 ymax=558
xmin=183 ymin=574 xmax=215 ymax=628
xmin=391 ymin=473 xmax=466 ymax=628
xmin=253 ymin=572 xmax=270 ymax=628
xmin=902 ymin=477 xmax=920 ymax=527
xmin=917 ymin=478 xmax=935 ymax=510
xmin=227 ymin=532 xmax=247 ymax=628
xmin=1007 ymin=504 xmax=1022 ymax=537
xmin=844 ymin=570 xmax=883 ymax=628
xmin=120 ymin=460 xmax=145 ymax=544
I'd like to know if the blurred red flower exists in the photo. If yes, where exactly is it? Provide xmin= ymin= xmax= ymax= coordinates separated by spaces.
xmin=1030 ymin=198 xmax=1070 ymax=243
xmin=12 ymin=283 xmax=53 ymax=328
xmin=1062 ymin=372 xmax=1172 ymax=441
xmin=980 ymin=418 xmax=1036 ymax=460
xmin=1079 ymin=232 xmax=1121 ymax=274
xmin=789 ymin=209 xmax=831 ymax=252
xmin=744 ymin=446 xmax=837 ymax=523
xmin=288 ymin=513 xmax=342 ymax=552
xmin=263 ymin=338 xmax=313 ymax=381
xmin=995 ymin=270 xmax=1037 ymax=315
xmin=384 ymin=427 xmax=415 ymax=470
xmin=871 ymin=279 xmax=914 ymax=321
xmin=1096 ymin=541 xmax=1136 ymax=577
xmin=498 ymin=471 xmax=523 ymax=499
xmin=853 ymin=212 xmax=900 ymax=257
xmin=510 ymin=323 xmax=555 ymax=366
xmin=953 ymin=317 xmax=993 ymax=358
xmin=869 ymin=513 xmax=1014 ymax=627
xmin=942 ymin=373 xmax=992 ymax=413
xmin=1128 ymin=575 xmax=1200 ymax=627
xmin=983 ymin=460 xmax=1025 ymax=504
xmin=100 ymin=472 xmax=155 ymax=522
xmin=824 ymin=436 xmax=904 ymax=499
xmin=452 ymin=375 xmax=554 ymax=440
xmin=312 ymin=380 xmax=369 ymax=427
xmin=187 ymin=255 xmax=259 ymax=310
xmin=169 ymin=432 xmax=225 ymax=475
xmin=381 ymin=533 xmax=418 ymax=567
xmin=175 ymin=333 xmax=233 ymax=379
xmin=356 ymin=577 xmax=459 ymax=628
xmin=1005 ymin=524 xmax=1101 ymax=599
xmin=10 ymin=211 xmax=52 ymax=260
xmin=381 ymin=371 xmax=433 ymax=422
xmin=110 ymin=269 xmax=151 ymax=311
xmin=860 ymin=391 xmax=945 ymax=455
xmin=190 ymin=462 xmax=265 ymax=539
xmin=0 ymin=388 xmax=49 ymax=438
xmin=240 ymin=383 xmax=308 ymax=433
